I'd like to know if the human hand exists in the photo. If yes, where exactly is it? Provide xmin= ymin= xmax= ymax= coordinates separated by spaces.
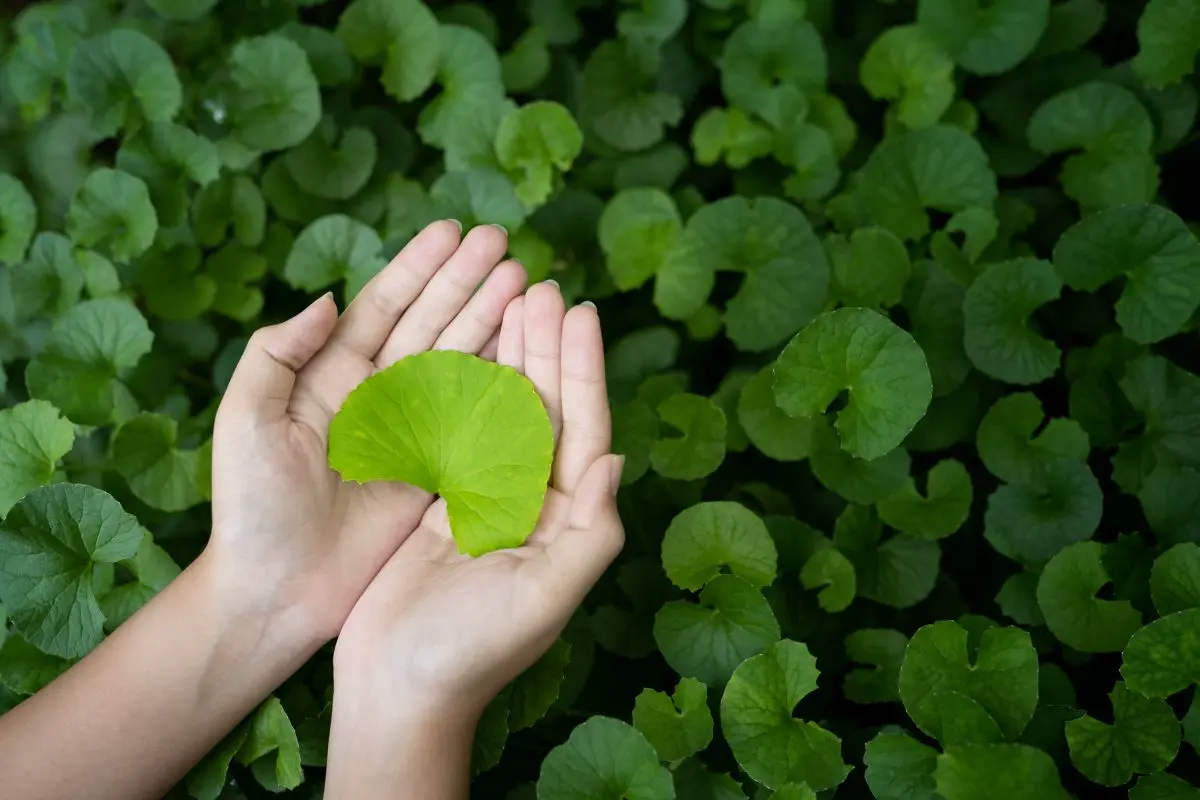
xmin=330 ymin=282 xmax=625 ymax=722
xmin=203 ymin=221 xmax=528 ymax=644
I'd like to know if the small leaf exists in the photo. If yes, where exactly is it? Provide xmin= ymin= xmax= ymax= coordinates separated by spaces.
xmin=598 ymin=189 xmax=682 ymax=291
xmin=963 ymin=258 xmax=1062 ymax=385
xmin=691 ymin=107 xmax=774 ymax=168
xmin=800 ymin=548 xmax=856 ymax=612
xmin=225 ymin=35 xmax=322 ymax=152
xmin=328 ymin=352 xmax=554 ymax=556
xmin=917 ymin=0 xmax=1051 ymax=75
xmin=284 ymin=214 xmax=385 ymax=293
xmin=111 ymin=413 xmax=206 ymax=513
xmin=650 ymin=394 xmax=726 ymax=480
xmin=66 ymin=169 xmax=158 ymax=264
xmin=1151 ymin=543 xmax=1200 ymax=615
xmin=834 ymin=504 xmax=940 ymax=608
xmin=720 ymin=640 xmax=850 ymax=791
xmin=285 ymin=122 xmax=379 ymax=201
xmin=66 ymin=29 xmax=182 ymax=134
xmin=1028 ymin=81 xmax=1155 ymax=157
xmin=976 ymin=393 xmax=1089 ymax=486
xmin=1133 ymin=0 xmax=1200 ymax=89
xmin=236 ymin=697 xmax=304 ymax=791
xmin=537 ymin=717 xmax=674 ymax=800
xmin=828 ymin=227 xmax=913 ymax=310
xmin=661 ymin=501 xmax=777 ymax=591
xmin=876 ymin=459 xmax=972 ymax=539
xmin=336 ymin=0 xmax=440 ymax=102
xmin=495 ymin=101 xmax=582 ymax=208
xmin=863 ymin=731 xmax=939 ymax=800
xmin=720 ymin=17 xmax=826 ymax=121
xmin=632 ymin=677 xmax=713 ymax=762
xmin=0 ymin=484 xmax=142 ymax=659
xmin=861 ymin=125 xmax=998 ymax=241
xmin=844 ymin=629 xmax=908 ymax=704
xmin=1121 ymin=608 xmax=1200 ymax=698
xmin=860 ymin=25 xmax=955 ymax=129
xmin=1037 ymin=541 xmax=1143 ymax=653
xmin=25 ymin=299 xmax=154 ymax=426
xmin=0 ymin=400 xmax=75 ymax=517
xmin=1065 ymin=681 xmax=1180 ymax=787
xmin=653 ymin=575 xmax=780 ymax=686
xmin=1053 ymin=204 xmax=1200 ymax=344
xmin=580 ymin=40 xmax=681 ymax=152
xmin=192 ymin=174 xmax=267 ymax=248
xmin=736 ymin=366 xmax=820 ymax=462
xmin=774 ymin=308 xmax=932 ymax=461
xmin=984 ymin=459 xmax=1103 ymax=565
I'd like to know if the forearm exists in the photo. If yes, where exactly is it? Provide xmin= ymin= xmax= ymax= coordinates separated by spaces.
xmin=0 ymin=549 xmax=325 ymax=800
xmin=324 ymin=669 xmax=479 ymax=799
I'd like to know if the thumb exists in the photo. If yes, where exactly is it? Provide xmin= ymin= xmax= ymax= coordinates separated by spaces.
xmin=223 ymin=292 xmax=339 ymax=421
xmin=540 ymin=455 xmax=625 ymax=603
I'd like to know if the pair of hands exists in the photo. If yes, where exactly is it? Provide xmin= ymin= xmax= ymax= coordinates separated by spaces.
xmin=206 ymin=220 xmax=624 ymax=721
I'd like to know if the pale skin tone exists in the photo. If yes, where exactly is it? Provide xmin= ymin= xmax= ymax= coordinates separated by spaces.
xmin=0 ymin=220 xmax=624 ymax=799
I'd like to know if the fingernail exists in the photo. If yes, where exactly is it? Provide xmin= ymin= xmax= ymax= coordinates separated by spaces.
xmin=490 ymin=223 xmax=508 ymax=236
xmin=542 ymin=279 xmax=560 ymax=289
xmin=580 ymin=300 xmax=597 ymax=310
xmin=609 ymin=455 xmax=625 ymax=494
xmin=445 ymin=218 xmax=463 ymax=233
xmin=311 ymin=291 xmax=334 ymax=309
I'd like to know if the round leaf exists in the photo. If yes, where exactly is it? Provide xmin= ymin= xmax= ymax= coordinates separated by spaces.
xmin=976 ymin=393 xmax=1089 ymax=486
xmin=0 ymin=401 xmax=75 ymax=517
xmin=862 ymin=125 xmax=998 ymax=241
xmin=720 ymin=17 xmax=827 ymax=120
xmin=112 ymin=413 xmax=206 ymax=513
xmin=810 ymin=423 xmax=912 ymax=504
xmin=598 ymin=188 xmax=682 ymax=292
xmin=284 ymin=214 xmax=384 ymax=293
xmin=800 ymin=548 xmax=857 ymax=612
xmin=580 ymin=41 xmax=682 ymax=152
xmin=963 ymin=258 xmax=1063 ymax=385
xmin=1037 ymin=541 xmax=1143 ymax=653
xmin=336 ymin=0 xmax=440 ymax=102
xmin=899 ymin=620 xmax=1039 ymax=742
xmin=1028 ymin=81 xmax=1155 ymax=157
xmin=537 ymin=717 xmax=674 ymax=800
xmin=737 ymin=366 xmax=820 ymax=462
xmin=860 ymin=25 xmax=955 ymax=130
xmin=25 ymin=298 xmax=154 ymax=426
xmin=661 ymin=501 xmax=777 ymax=591
xmin=650 ymin=393 xmax=726 ymax=481
xmin=429 ymin=169 xmax=526 ymax=233
xmin=1053 ymin=204 xmax=1200 ymax=344
xmin=1151 ymin=543 xmax=1200 ymax=616
xmin=655 ymin=196 xmax=829 ymax=352
xmin=876 ymin=459 xmax=973 ymax=539
xmin=1133 ymin=0 xmax=1200 ymax=90
xmin=66 ymin=29 xmax=182 ymax=133
xmin=984 ymin=459 xmax=1103 ymax=564
xmin=285 ymin=124 xmax=379 ymax=201
xmin=66 ymin=168 xmax=158 ymax=264
xmin=631 ymin=678 xmax=713 ymax=763
xmin=328 ymin=351 xmax=554 ymax=556
xmin=720 ymin=640 xmax=850 ymax=791
xmin=774 ymin=308 xmax=932 ymax=461
xmin=0 ymin=484 xmax=142 ymax=659
xmin=828 ymin=227 xmax=913 ymax=309
xmin=917 ymin=0 xmax=1051 ymax=75
xmin=653 ymin=575 xmax=780 ymax=686
xmin=1121 ymin=609 xmax=1200 ymax=698
xmin=1065 ymin=681 xmax=1180 ymax=787
xmin=226 ymin=35 xmax=322 ymax=152
xmin=495 ymin=101 xmax=582 ymax=209
xmin=934 ymin=744 xmax=1071 ymax=800
xmin=845 ymin=629 xmax=909 ymax=705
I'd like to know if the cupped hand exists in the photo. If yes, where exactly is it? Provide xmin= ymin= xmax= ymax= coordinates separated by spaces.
xmin=332 ymin=281 xmax=625 ymax=718
xmin=205 ymin=221 xmax=528 ymax=641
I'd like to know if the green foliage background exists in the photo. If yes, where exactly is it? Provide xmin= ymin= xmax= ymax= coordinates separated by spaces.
xmin=3 ymin=0 xmax=1200 ymax=797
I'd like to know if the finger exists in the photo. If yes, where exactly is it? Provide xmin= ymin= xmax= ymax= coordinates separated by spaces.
xmin=553 ymin=303 xmax=611 ymax=493
xmin=523 ymin=281 xmax=565 ymax=442
xmin=221 ymin=293 xmax=338 ymax=423
xmin=497 ymin=297 xmax=525 ymax=371
xmin=433 ymin=259 xmax=527 ymax=355
xmin=324 ymin=220 xmax=462 ymax=359
xmin=537 ymin=455 xmax=625 ymax=604
xmin=376 ymin=225 xmax=510 ymax=367
xmin=479 ymin=331 xmax=500 ymax=362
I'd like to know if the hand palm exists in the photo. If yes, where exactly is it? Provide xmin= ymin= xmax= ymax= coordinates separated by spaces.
xmin=208 ymin=223 xmax=529 ymax=637
xmin=336 ymin=283 xmax=624 ymax=711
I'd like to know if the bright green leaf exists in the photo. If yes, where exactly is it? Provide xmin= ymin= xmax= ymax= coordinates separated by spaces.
xmin=0 ymin=400 xmax=75 ymax=517
xmin=495 ymin=101 xmax=582 ymax=208
xmin=284 ymin=214 xmax=384 ymax=293
xmin=650 ymin=393 xmax=726 ymax=481
xmin=328 ymin=352 xmax=553 ymax=556
xmin=860 ymin=25 xmax=955 ymax=130
xmin=632 ymin=677 xmax=713 ymax=762
xmin=0 ymin=175 xmax=37 ymax=264
xmin=111 ymin=413 xmax=206 ymax=513
xmin=598 ymin=189 xmax=682 ymax=291
xmin=537 ymin=717 xmax=674 ymax=800
xmin=661 ymin=501 xmax=777 ymax=591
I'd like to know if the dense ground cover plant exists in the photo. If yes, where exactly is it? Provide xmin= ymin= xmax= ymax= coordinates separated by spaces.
xmin=2 ymin=0 xmax=1200 ymax=796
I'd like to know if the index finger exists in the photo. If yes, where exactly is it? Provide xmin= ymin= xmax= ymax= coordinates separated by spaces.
xmin=323 ymin=220 xmax=463 ymax=360
xmin=552 ymin=303 xmax=611 ymax=494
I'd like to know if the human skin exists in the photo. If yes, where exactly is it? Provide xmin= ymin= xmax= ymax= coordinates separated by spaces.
xmin=324 ymin=282 xmax=626 ymax=799
xmin=0 ymin=220 xmax=537 ymax=800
